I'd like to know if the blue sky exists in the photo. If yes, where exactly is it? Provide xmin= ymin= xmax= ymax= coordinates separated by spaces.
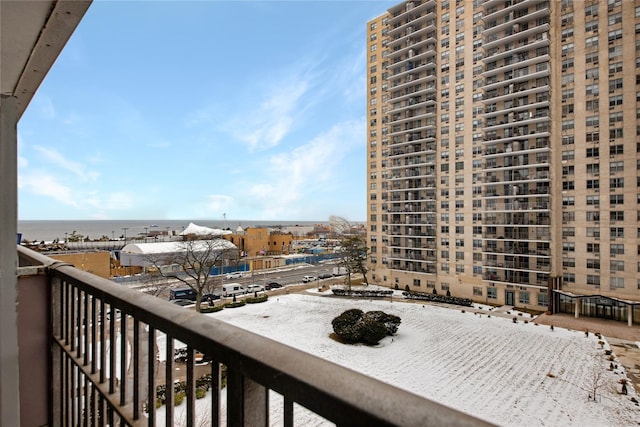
xmin=18 ymin=0 xmax=396 ymax=222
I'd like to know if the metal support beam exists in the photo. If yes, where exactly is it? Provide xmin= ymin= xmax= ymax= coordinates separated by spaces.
xmin=0 ymin=94 xmax=20 ymax=426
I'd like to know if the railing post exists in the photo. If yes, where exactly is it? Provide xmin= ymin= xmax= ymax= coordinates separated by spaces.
xmin=50 ymin=275 xmax=63 ymax=426
xmin=227 ymin=369 xmax=268 ymax=427
xmin=0 ymin=94 xmax=20 ymax=427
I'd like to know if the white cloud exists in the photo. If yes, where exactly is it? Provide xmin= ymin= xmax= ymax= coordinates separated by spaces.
xmin=204 ymin=194 xmax=234 ymax=213
xmin=234 ymin=79 xmax=309 ymax=152
xmin=105 ymin=192 xmax=134 ymax=210
xmin=244 ymin=119 xmax=364 ymax=219
xmin=32 ymin=145 xmax=100 ymax=181
xmin=18 ymin=171 xmax=80 ymax=208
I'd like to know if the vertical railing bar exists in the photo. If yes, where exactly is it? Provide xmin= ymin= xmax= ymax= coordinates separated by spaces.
xmin=133 ymin=319 xmax=140 ymax=419
xmin=165 ymin=335 xmax=174 ymax=427
xmin=61 ymin=347 xmax=67 ymax=426
xmin=120 ymin=313 xmax=128 ymax=407
xmin=100 ymin=299 xmax=106 ymax=384
xmin=64 ymin=280 xmax=70 ymax=345
xmin=109 ymin=304 xmax=116 ymax=394
xmin=77 ymin=366 xmax=81 ymax=427
xmin=83 ymin=290 xmax=89 ymax=366
xmin=91 ymin=296 xmax=97 ymax=374
xmin=90 ymin=380 xmax=96 ymax=427
xmin=71 ymin=362 xmax=76 ymax=427
xmin=211 ymin=361 xmax=220 ymax=427
xmin=186 ymin=347 xmax=195 ymax=426
xmin=226 ymin=368 xmax=243 ymax=425
xmin=99 ymin=394 xmax=105 ymax=427
xmin=82 ymin=373 xmax=88 ymax=427
xmin=107 ymin=397 xmax=114 ymax=427
xmin=77 ymin=289 xmax=82 ymax=360
xmin=77 ymin=288 xmax=83 ymax=359
xmin=147 ymin=326 xmax=156 ymax=426
xmin=50 ymin=274 xmax=62 ymax=425
xmin=59 ymin=278 xmax=65 ymax=341
xmin=70 ymin=285 xmax=76 ymax=352
xmin=283 ymin=396 xmax=294 ymax=427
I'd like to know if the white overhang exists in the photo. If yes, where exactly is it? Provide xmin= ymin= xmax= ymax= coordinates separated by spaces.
xmin=1 ymin=0 xmax=92 ymax=120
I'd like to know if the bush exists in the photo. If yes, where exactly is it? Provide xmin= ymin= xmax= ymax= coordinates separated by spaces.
xmin=332 ymin=289 xmax=393 ymax=298
xmin=246 ymin=295 xmax=268 ymax=304
xmin=402 ymin=291 xmax=473 ymax=307
xmin=174 ymin=391 xmax=185 ymax=406
xmin=362 ymin=311 xmax=401 ymax=335
xmin=225 ymin=300 xmax=246 ymax=309
xmin=200 ymin=305 xmax=224 ymax=313
xmin=331 ymin=309 xmax=401 ymax=345
xmin=358 ymin=319 xmax=388 ymax=345
xmin=195 ymin=388 xmax=207 ymax=399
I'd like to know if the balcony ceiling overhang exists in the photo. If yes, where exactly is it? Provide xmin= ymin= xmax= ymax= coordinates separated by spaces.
xmin=1 ymin=0 xmax=91 ymax=120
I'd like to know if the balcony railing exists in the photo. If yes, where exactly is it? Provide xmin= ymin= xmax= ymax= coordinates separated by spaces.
xmin=17 ymin=246 xmax=491 ymax=426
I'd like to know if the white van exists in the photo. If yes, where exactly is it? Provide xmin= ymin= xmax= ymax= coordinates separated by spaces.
xmin=222 ymin=283 xmax=246 ymax=297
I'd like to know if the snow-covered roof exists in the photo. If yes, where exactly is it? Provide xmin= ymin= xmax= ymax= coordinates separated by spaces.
xmin=121 ymin=239 xmax=236 ymax=255
xmin=179 ymin=222 xmax=232 ymax=236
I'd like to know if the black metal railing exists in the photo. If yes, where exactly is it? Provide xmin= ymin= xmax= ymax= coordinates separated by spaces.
xmin=19 ymin=246 xmax=492 ymax=427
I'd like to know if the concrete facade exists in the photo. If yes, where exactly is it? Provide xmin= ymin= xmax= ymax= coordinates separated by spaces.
xmin=366 ymin=0 xmax=640 ymax=323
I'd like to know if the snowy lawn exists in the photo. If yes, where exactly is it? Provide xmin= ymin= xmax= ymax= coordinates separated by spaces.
xmin=200 ymin=293 xmax=640 ymax=426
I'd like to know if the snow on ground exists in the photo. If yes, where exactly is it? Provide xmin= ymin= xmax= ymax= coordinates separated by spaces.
xmin=199 ymin=293 xmax=640 ymax=427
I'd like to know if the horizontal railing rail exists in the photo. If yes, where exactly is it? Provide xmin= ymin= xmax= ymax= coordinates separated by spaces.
xmin=19 ymin=246 xmax=493 ymax=427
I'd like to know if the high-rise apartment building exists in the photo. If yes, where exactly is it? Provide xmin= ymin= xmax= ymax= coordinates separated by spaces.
xmin=367 ymin=0 xmax=640 ymax=324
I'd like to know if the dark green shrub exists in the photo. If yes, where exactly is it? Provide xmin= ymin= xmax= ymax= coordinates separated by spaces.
xmin=332 ymin=309 xmax=364 ymax=342
xmin=174 ymin=391 xmax=185 ymax=406
xmin=246 ymin=295 xmax=268 ymax=304
xmin=200 ymin=305 xmax=224 ymax=313
xmin=195 ymin=388 xmax=207 ymax=399
xmin=358 ymin=318 xmax=388 ymax=345
xmin=225 ymin=300 xmax=246 ymax=308
xmin=332 ymin=309 xmax=401 ymax=345
xmin=404 ymin=285 xmax=410 ymax=292
xmin=362 ymin=311 xmax=401 ymax=335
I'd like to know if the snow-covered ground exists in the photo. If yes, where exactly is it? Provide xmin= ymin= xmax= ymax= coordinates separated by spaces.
xmin=159 ymin=292 xmax=640 ymax=426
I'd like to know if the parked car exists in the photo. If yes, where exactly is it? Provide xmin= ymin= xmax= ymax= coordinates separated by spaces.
xmin=222 ymin=283 xmax=247 ymax=297
xmin=318 ymin=273 xmax=332 ymax=279
xmin=169 ymin=287 xmax=197 ymax=301
xmin=302 ymin=275 xmax=316 ymax=283
xmin=247 ymin=284 xmax=265 ymax=293
xmin=265 ymin=282 xmax=282 ymax=290
xmin=225 ymin=271 xmax=243 ymax=279
xmin=203 ymin=293 xmax=221 ymax=302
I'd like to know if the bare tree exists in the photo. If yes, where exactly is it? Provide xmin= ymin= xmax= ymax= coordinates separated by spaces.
xmin=144 ymin=238 xmax=237 ymax=312
xmin=587 ymin=367 xmax=605 ymax=402
xmin=140 ymin=268 xmax=170 ymax=297
xmin=333 ymin=217 xmax=369 ymax=290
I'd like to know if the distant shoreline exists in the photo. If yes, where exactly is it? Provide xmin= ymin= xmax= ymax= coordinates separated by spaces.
xmin=18 ymin=219 xmax=332 ymax=243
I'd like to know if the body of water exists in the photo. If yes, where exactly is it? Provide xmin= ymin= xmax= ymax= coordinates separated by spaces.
xmin=18 ymin=219 xmax=323 ymax=243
